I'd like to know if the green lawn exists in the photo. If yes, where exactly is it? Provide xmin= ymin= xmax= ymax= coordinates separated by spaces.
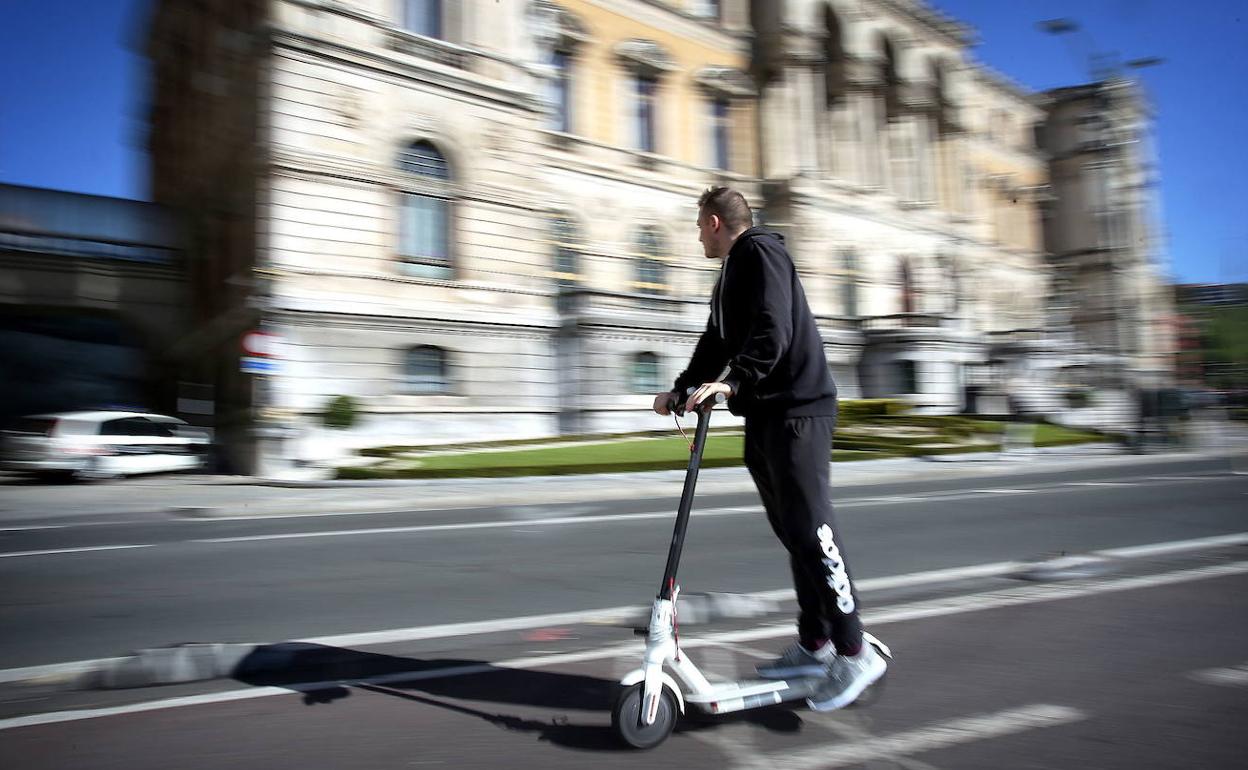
xmin=336 ymin=418 xmax=1110 ymax=480
xmin=1032 ymin=422 xmax=1108 ymax=447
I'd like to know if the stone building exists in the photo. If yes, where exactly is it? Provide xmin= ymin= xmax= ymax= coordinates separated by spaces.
xmin=141 ymin=0 xmax=1171 ymax=470
xmin=1040 ymin=78 xmax=1174 ymax=389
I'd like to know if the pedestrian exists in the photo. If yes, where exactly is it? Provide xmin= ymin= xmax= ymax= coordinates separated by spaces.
xmin=653 ymin=186 xmax=885 ymax=711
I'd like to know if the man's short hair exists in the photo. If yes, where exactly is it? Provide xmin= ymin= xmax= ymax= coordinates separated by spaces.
xmin=698 ymin=187 xmax=753 ymax=231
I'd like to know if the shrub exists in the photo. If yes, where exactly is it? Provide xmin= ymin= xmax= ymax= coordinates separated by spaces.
xmin=839 ymin=399 xmax=911 ymax=419
xmin=1063 ymin=388 xmax=1092 ymax=409
xmin=323 ymin=395 xmax=359 ymax=430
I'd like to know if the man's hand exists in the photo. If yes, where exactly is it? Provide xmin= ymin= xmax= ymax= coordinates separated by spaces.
xmin=685 ymin=381 xmax=732 ymax=414
xmin=652 ymin=391 xmax=677 ymax=416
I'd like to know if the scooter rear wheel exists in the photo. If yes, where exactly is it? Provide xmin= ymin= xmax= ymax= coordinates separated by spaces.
xmin=612 ymin=682 xmax=678 ymax=749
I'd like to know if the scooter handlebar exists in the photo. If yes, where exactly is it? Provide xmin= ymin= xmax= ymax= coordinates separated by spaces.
xmin=667 ymin=388 xmax=725 ymax=417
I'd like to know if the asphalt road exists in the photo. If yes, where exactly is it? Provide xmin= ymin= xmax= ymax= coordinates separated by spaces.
xmin=1 ymin=454 xmax=1246 ymax=768
xmin=0 ymin=456 xmax=1243 ymax=670
xmin=2 ymin=540 xmax=1245 ymax=768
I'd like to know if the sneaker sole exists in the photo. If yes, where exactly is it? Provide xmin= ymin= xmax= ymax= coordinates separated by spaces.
xmin=805 ymin=660 xmax=887 ymax=711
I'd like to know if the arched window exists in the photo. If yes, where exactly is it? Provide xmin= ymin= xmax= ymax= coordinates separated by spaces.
xmin=635 ymin=226 xmax=667 ymax=296
xmin=397 ymin=140 xmax=453 ymax=280
xmin=631 ymin=352 xmax=662 ymax=392
xmin=402 ymin=345 xmax=449 ymax=394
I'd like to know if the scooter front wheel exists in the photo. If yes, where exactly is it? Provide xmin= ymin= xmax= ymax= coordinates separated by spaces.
xmin=612 ymin=682 xmax=678 ymax=749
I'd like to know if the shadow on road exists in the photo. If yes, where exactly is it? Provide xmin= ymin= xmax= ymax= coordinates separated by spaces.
xmin=233 ymin=642 xmax=805 ymax=751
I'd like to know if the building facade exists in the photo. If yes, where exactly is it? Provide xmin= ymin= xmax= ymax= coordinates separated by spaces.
xmin=0 ymin=184 xmax=189 ymax=429
xmin=144 ymin=0 xmax=1171 ymax=470
xmin=1040 ymin=78 xmax=1174 ymax=389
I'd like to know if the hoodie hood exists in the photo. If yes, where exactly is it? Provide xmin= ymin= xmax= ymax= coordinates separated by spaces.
xmin=731 ymin=227 xmax=785 ymax=257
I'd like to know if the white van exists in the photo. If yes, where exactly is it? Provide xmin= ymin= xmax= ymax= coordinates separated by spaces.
xmin=1 ymin=411 xmax=209 ymax=481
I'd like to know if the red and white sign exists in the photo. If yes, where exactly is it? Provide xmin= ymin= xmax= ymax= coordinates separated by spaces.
xmin=241 ymin=331 xmax=285 ymax=358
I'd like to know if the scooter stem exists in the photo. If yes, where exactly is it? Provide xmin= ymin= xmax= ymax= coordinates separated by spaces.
xmin=658 ymin=407 xmax=713 ymax=600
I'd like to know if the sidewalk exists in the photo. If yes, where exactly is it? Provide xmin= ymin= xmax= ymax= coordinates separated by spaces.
xmin=3 ymin=440 xmax=1243 ymax=523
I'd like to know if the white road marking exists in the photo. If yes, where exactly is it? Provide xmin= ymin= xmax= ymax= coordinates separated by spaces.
xmin=0 ymin=688 xmax=296 ymax=730
xmin=190 ymin=506 xmax=760 ymax=544
xmin=1190 ymin=663 xmax=1248 ymax=687
xmin=6 ymin=474 xmax=1243 ymax=555
xmin=1064 ymin=482 xmax=1135 ymax=487
xmin=4 ymin=533 xmax=1246 ymax=686
xmin=0 ymin=544 xmax=153 ymax=559
xmin=0 ymin=558 xmax=1242 ymax=731
xmin=1096 ymin=532 xmax=1248 ymax=559
xmin=0 ymin=525 xmax=67 ymax=532
xmin=713 ymin=561 xmax=1248 ymax=647
xmin=739 ymin=705 xmax=1086 ymax=770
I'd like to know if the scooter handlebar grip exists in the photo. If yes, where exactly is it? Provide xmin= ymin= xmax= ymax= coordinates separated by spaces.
xmin=672 ymin=388 xmax=725 ymax=415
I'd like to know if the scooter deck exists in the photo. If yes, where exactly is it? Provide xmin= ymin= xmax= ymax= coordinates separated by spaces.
xmin=684 ymin=675 xmax=825 ymax=714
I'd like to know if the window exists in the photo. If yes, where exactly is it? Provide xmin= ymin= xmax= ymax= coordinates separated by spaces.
xmin=690 ymin=1 xmax=721 ymax=21
xmin=100 ymin=418 xmax=138 ymax=437
xmin=403 ymin=346 xmax=449 ymax=394
xmin=889 ymin=122 xmax=920 ymax=202
xmin=939 ymin=254 xmax=961 ymax=313
xmin=898 ymin=258 xmax=916 ymax=314
xmin=635 ymin=74 xmax=658 ymax=153
xmin=897 ymin=360 xmax=919 ymax=394
xmin=404 ymin=0 xmax=442 ymax=39
xmin=552 ymin=216 xmax=579 ymax=286
xmin=710 ymin=97 xmax=730 ymax=170
xmin=398 ymin=141 xmax=452 ymax=279
xmin=840 ymin=249 xmax=859 ymax=317
xmin=635 ymin=226 xmax=667 ymax=296
xmin=632 ymin=352 xmax=662 ymax=392
xmin=138 ymin=419 xmax=174 ymax=438
xmin=548 ymin=49 xmax=572 ymax=133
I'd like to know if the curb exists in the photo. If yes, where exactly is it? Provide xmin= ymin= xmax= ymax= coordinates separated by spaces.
xmin=166 ymin=446 xmax=1232 ymax=519
xmin=0 ymin=644 xmax=258 ymax=691
xmin=0 ymin=593 xmax=781 ymax=692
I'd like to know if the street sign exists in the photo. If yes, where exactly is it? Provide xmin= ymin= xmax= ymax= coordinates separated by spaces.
xmin=241 ymin=331 xmax=284 ymax=358
xmin=241 ymin=356 xmax=280 ymax=375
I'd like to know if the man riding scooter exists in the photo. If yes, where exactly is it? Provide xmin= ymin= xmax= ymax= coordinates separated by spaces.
xmin=653 ymin=187 xmax=886 ymax=711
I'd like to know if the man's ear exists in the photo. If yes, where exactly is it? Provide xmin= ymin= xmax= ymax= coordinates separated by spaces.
xmin=709 ymin=213 xmax=722 ymax=231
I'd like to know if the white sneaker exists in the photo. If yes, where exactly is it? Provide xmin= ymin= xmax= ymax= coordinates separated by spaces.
xmin=756 ymin=641 xmax=836 ymax=679
xmin=806 ymin=642 xmax=887 ymax=711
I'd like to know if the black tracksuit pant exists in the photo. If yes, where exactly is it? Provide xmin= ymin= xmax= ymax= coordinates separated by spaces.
xmin=743 ymin=413 xmax=863 ymax=655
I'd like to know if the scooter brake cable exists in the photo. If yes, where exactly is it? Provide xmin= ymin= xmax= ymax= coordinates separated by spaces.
xmin=673 ymin=413 xmax=693 ymax=452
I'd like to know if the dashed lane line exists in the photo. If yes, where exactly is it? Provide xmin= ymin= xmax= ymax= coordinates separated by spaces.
xmin=1190 ymin=663 xmax=1248 ymax=687
xmin=0 ymin=557 xmax=1244 ymax=731
xmin=738 ymin=704 xmax=1086 ymax=770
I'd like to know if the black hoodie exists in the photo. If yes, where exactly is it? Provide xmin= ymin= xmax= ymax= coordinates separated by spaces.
xmin=673 ymin=227 xmax=837 ymax=418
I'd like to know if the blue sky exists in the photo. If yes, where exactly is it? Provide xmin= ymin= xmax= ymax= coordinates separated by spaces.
xmin=1 ymin=0 xmax=1244 ymax=283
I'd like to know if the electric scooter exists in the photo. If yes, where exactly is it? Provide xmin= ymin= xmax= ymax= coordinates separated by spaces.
xmin=611 ymin=391 xmax=892 ymax=749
